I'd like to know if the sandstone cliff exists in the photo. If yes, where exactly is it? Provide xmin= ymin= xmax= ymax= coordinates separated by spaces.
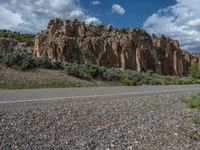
xmin=34 ymin=19 xmax=196 ymax=76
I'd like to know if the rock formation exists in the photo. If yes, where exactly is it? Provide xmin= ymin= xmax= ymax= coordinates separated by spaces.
xmin=0 ymin=38 xmax=17 ymax=56
xmin=34 ymin=19 xmax=197 ymax=76
xmin=0 ymin=38 xmax=34 ymax=57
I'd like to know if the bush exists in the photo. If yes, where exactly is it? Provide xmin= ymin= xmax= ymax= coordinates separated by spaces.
xmin=33 ymin=57 xmax=53 ymax=69
xmin=152 ymin=33 xmax=158 ymax=40
xmin=183 ymin=94 xmax=200 ymax=110
xmin=0 ymin=30 xmax=34 ymax=41
xmin=64 ymin=63 xmax=85 ymax=78
xmin=102 ymin=68 xmax=122 ymax=81
xmin=117 ymin=28 xmax=129 ymax=34
xmin=192 ymin=116 xmax=200 ymax=126
xmin=120 ymin=71 xmax=134 ymax=86
xmin=148 ymin=78 xmax=166 ymax=85
xmin=24 ymin=40 xmax=34 ymax=47
xmin=126 ymin=70 xmax=142 ymax=85
xmin=0 ymin=50 xmax=64 ymax=70
xmin=51 ymin=62 xmax=64 ymax=70
xmin=189 ymin=63 xmax=200 ymax=79
xmin=83 ymin=63 xmax=98 ymax=78
xmin=1 ymin=50 xmax=35 ymax=70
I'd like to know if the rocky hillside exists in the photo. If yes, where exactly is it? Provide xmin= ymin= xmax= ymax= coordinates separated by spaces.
xmin=0 ymin=30 xmax=34 ymax=56
xmin=0 ymin=19 xmax=197 ymax=76
xmin=33 ymin=19 xmax=200 ymax=76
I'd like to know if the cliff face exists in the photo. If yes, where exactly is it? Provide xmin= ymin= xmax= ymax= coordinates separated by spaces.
xmin=0 ymin=38 xmax=34 ymax=57
xmin=34 ymin=19 xmax=195 ymax=76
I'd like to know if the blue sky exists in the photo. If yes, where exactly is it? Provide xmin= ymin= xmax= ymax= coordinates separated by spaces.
xmin=81 ymin=0 xmax=176 ymax=28
xmin=0 ymin=0 xmax=200 ymax=52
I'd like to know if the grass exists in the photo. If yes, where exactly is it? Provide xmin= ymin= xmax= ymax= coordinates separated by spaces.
xmin=182 ymin=94 xmax=200 ymax=110
xmin=183 ymin=108 xmax=191 ymax=113
xmin=0 ymin=81 xmax=85 ymax=90
xmin=192 ymin=116 xmax=200 ymax=126
xmin=181 ymin=93 xmax=200 ymax=131
xmin=188 ymin=131 xmax=199 ymax=141
xmin=0 ymin=79 xmax=121 ymax=90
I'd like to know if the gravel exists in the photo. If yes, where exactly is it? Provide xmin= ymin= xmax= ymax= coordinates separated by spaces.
xmin=0 ymin=91 xmax=200 ymax=150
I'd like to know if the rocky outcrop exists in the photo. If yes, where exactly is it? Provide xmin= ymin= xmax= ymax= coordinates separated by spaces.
xmin=0 ymin=38 xmax=17 ymax=56
xmin=191 ymin=54 xmax=200 ymax=66
xmin=153 ymin=36 xmax=189 ymax=76
xmin=34 ymin=19 xmax=194 ymax=76
xmin=0 ymin=38 xmax=34 ymax=57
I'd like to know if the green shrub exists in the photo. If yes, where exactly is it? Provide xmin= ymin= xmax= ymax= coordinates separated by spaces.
xmin=102 ymin=68 xmax=122 ymax=81
xmin=126 ymin=70 xmax=142 ymax=85
xmin=51 ymin=62 xmax=64 ymax=70
xmin=183 ymin=94 xmax=200 ymax=110
xmin=1 ymin=50 xmax=35 ymax=70
xmin=189 ymin=63 xmax=200 ymax=79
xmin=0 ymin=50 xmax=64 ymax=70
xmin=83 ymin=63 xmax=98 ymax=78
xmin=149 ymin=78 xmax=166 ymax=85
xmin=117 ymin=28 xmax=129 ymax=34
xmin=24 ymin=40 xmax=34 ymax=47
xmin=192 ymin=116 xmax=200 ymax=126
xmin=64 ymin=63 xmax=106 ymax=79
xmin=152 ymin=33 xmax=158 ymax=40
xmin=64 ymin=63 xmax=85 ymax=78
xmin=120 ymin=71 xmax=134 ymax=86
xmin=0 ymin=30 xmax=34 ymax=41
xmin=33 ymin=57 xmax=53 ymax=69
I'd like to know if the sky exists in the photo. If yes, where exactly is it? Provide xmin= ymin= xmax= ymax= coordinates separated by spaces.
xmin=0 ymin=0 xmax=199 ymax=53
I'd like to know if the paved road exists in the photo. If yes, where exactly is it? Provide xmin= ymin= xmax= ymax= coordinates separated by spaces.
xmin=0 ymin=85 xmax=200 ymax=149
xmin=0 ymin=85 xmax=200 ymax=103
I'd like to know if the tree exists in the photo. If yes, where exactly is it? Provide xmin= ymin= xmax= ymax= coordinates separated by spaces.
xmin=152 ymin=33 xmax=158 ymax=40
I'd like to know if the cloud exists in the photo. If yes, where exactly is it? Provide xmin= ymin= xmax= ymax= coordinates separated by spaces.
xmin=112 ymin=4 xmax=125 ymax=15
xmin=85 ymin=17 xmax=101 ymax=24
xmin=143 ymin=0 xmax=200 ymax=52
xmin=0 ymin=6 xmax=23 ymax=29
xmin=0 ymin=0 xmax=101 ymax=33
xmin=91 ymin=0 xmax=100 ymax=5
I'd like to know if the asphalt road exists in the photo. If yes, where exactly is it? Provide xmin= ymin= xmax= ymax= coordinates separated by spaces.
xmin=0 ymin=85 xmax=200 ymax=149
xmin=0 ymin=85 xmax=200 ymax=103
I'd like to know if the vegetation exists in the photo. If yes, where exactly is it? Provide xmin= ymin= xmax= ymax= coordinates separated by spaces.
xmin=152 ymin=33 xmax=158 ymax=40
xmin=0 ymin=30 xmax=34 ymax=41
xmin=63 ymin=62 xmax=200 ymax=86
xmin=188 ymin=131 xmax=199 ymax=141
xmin=1 ymin=50 xmax=200 ymax=88
xmin=181 ymin=94 xmax=200 ymax=110
xmin=189 ymin=63 xmax=200 ymax=79
xmin=0 ymin=81 xmax=84 ymax=90
xmin=192 ymin=116 xmax=200 ymax=126
xmin=181 ymin=93 xmax=200 ymax=127
xmin=120 ymin=71 xmax=135 ymax=86
xmin=0 ymin=50 xmax=63 ymax=71
xmin=117 ymin=28 xmax=129 ymax=34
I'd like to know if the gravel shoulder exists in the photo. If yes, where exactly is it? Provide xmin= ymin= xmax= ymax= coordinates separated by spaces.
xmin=0 ymin=91 xmax=200 ymax=149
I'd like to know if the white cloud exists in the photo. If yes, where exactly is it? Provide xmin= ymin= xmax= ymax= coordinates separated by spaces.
xmin=85 ymin=17 xmax=101 ymax=25
xmin=143 ymin=0 xmax=200 ymax=52
xmin=112 ymin=4 xmax=125 ymax=15
xmin=0 ymin=6 xmax=23 ymax=29
xmin=0 ymin=0 xmax=101 ymax=33
xmin=91 ymin=0 xmax=100 ymax=5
